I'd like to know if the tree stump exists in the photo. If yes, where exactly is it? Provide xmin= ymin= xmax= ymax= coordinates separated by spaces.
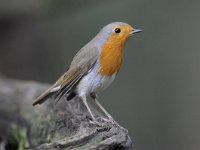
xmin=0 ymin=78 xmax=133 ymax=150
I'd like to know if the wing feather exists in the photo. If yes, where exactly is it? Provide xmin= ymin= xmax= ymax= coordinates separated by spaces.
xmin=32 ymin=47 xmax=99 ymax=105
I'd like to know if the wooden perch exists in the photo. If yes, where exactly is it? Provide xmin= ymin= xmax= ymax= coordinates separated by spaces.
xmin=0 ymin=78 xmax=133 ymax=150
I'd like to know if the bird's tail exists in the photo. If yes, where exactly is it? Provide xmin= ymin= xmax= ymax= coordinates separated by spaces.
xmin=32 ymin=84 xmax=60 ymax=106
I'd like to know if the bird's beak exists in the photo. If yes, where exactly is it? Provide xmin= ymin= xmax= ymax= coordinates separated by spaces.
xmin=133 ymin=29 xmax=142 ymax=33
xmin=129 ymin=29 xmax=142 ymax=35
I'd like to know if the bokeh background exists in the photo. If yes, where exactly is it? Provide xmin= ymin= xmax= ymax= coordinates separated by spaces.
xmin=0 ymin=0 xmax=200 ymax=150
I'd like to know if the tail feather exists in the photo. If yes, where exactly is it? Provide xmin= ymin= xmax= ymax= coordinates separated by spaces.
xmin=32 ymin=56 xmax=96 ymax=106
xmin=32 ymin=85 xmax=60 ymax=106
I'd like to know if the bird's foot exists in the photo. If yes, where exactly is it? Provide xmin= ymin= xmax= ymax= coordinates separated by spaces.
xmin=101 ymin=117 xmax=115 ymax=124
xmin=89 ymin=120 xmax=102 ymax=126
xmin=88 ymin=116 xmax=116 ymax=126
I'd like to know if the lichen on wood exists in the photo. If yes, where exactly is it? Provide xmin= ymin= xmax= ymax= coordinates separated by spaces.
xmin=0 ymin=78 xmax=133 ymax=150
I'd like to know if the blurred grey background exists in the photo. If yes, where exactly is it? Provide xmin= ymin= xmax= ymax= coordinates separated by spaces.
xmin=0 ymin=0 xmax=200 ymax=150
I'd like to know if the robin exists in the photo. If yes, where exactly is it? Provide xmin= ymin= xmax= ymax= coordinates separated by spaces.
xmin=33 ymin=22 xmax=142 ymax=123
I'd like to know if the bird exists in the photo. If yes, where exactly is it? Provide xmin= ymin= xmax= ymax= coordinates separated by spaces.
xmin=33 ymin=22 xmax=142 ymax=123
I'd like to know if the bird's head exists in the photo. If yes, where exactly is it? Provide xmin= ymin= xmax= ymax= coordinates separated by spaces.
xmin=97 ymin=22 xmax=142 ymax=47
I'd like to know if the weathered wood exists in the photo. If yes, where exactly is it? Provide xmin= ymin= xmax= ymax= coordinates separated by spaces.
xmin=0 ymin=78 xmax=133 ymax=150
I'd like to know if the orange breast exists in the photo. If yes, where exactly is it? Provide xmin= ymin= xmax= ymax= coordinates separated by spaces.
xmin=100 ymin=35 xmax=127 ymax=76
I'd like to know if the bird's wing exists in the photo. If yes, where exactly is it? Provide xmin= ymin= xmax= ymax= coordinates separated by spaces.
xmin=32 ymin=47 xmax=100 ymax=105
xmin=70 ymin=44 xmax=100 ymax=68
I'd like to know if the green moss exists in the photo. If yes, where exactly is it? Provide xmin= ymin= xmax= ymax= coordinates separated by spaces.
xmin=11 ymin=124 xmax=29 ymax=150
xmin=47 ymin=134 xmax=53 ymax=142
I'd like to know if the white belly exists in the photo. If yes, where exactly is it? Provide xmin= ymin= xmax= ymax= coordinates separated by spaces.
xmin=76 ymin=61 xmax=116 ymax=97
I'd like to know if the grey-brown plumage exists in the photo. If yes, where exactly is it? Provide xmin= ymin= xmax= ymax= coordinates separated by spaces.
xmin=32 ymin=22 xmax=142 ymax=123
xmin=32 ymin=47 xmax=99 ymax=105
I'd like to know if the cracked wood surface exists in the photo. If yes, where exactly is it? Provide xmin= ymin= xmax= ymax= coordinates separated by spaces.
xmin=0 ymin=78 xmax=133 ymax=150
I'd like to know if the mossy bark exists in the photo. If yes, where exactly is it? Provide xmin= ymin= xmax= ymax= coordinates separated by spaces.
xmin=0 ymin=78 xmax=133 ymax=150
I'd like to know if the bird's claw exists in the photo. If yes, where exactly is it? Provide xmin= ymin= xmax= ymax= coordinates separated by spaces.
xmin=89 ymin=120 xmax=102 ymax=126
xmin=101 ymin=117 xmax=115 ymax=123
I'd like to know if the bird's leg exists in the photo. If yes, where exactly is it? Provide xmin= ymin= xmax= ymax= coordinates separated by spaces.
xmin=81 ymin=96 xmax=97 ymax=123
xmin=91 ymin=93 xmax=114 ymax=122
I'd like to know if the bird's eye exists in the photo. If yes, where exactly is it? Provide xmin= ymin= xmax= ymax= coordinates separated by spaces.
xmin=114 ymin=28 xmax=121 ymax=33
